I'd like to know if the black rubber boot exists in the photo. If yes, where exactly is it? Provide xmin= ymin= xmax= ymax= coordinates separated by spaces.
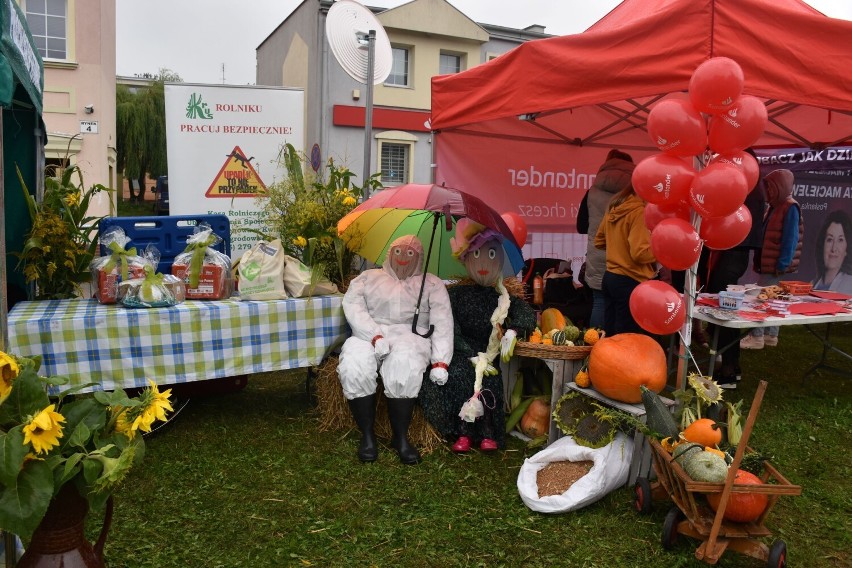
xmin=386 ymin=397 xmax=421 ymax=465
xmin=347 ymin=394 xmax=378 ymax=462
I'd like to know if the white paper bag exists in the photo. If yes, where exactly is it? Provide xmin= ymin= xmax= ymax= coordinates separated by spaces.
xmin=517 ymin=433 xmax=633 ymax=513
xmin=238 ymin=240 xmax=289 ymax=300
xmin=282 ymin=254 xmax=339 ymax=297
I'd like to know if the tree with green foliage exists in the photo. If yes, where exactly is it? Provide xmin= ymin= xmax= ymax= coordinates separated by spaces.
xmin=116 ymin=69 xmax=181 ymax=203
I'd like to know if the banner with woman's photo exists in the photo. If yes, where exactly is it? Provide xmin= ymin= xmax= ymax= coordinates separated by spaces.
xmin=756 ymin=147 xmax=852 ymax=294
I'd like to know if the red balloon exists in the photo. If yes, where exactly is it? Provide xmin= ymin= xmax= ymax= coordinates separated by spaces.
xmin=689 ymin=57 xmax=745 ymax=115
xmin=709 ymin=150 xmax=759 ymax=190
xmin=632 ymin=154 xmax=696 ymax=206
xmin=501 ymin=211 xmax=527 ymax=247
xmin=708 ymin=95 xmax=768 ymax=154
xmin=700 ymin=205 xmax=753 ymax=250
xmin=689 ymin=162 xmax=748 ymax=218
xmin=644 ymin=201 xmax=691 ymax=231
xmin=647 ymin=99 xmax=708 ymax=157
xmin=651 ymin=218 xmax=703 ymax=271
xmin=629 ymin=280 xmax=686 ymax=335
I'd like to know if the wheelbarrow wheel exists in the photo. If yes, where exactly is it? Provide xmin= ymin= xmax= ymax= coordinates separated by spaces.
xmin=767 ymin=540 xmax=787 ymax=568
xmin=661 ymin=506 xmax=683 ymax=550
xmin=633 ymin=477 xmax=653 ymax=514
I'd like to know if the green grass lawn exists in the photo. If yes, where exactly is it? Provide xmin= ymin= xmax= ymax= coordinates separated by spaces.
xmin=89 ymin=324 xmax=850 ymax=567
xmin=116 ymin=198 xmax=156 ymax=218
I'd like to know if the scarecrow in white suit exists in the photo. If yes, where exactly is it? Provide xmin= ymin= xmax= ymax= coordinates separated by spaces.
xmin=338 ymin=235 xmax=453 ymax=464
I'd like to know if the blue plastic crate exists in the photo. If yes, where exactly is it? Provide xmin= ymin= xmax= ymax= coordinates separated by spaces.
xmin=98 ymin=215 xmax=231 ymax=274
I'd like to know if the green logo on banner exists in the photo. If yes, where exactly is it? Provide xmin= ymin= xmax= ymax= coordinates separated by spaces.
xmin=186 ymin=93 xmax=213 ymax=119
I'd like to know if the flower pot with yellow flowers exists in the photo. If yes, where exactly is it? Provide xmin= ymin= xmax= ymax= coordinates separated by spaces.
xmin=0 ymin=351 xmax=172 ymax=566
xmin=15 ymin=157 xmax=112 ymax=300
xmin=253 ymin=143 xmax=381 ymax=291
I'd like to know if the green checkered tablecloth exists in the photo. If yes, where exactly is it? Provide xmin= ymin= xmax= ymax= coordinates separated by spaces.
xmin=7 ymin=296 xmax=349 ymax=393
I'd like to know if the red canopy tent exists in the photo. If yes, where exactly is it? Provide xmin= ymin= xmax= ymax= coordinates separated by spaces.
xmin=429 ymin=0 xmax=852 ymax=235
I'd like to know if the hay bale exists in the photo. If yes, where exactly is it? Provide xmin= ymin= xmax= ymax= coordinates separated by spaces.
xmin=314 ymin=355 xmax=444 ymax=454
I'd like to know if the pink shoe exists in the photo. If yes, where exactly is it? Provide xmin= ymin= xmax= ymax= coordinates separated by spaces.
xmin=480 ymin=438 xmax=498 ymax=452
xmin=763 ymin=335 xmax=778 ymax=347
xmin=452 ymin=436 xmax=471 ymax=453
xmin=739 ymin=335 xmax=764 ymax=350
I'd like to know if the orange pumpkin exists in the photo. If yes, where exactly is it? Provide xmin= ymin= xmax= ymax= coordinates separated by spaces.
xmin=682 ymin=418 xmax=723 ymax=447
xmin=587 ymin=333 xmax=667 ymax=403
xmin=540 ymin=308 xmax=566 ymax=334
xmin=706 ymin=469 xmax=768 ymax=523
xmin=520 ymin=398 xmax=550 ymax=438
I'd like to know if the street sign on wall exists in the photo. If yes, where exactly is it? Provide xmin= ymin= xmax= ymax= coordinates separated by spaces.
xmin=164 ymin=83 xmax=305 ymax=259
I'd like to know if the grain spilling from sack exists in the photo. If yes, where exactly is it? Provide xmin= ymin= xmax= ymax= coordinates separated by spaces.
xmin=537 ymin=460 xmax=594 ymax=497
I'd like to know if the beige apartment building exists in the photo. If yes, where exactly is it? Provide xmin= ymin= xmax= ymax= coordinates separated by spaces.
xmin=257 ymin=0 xmax=548 ymax=187
xmin=19 ymin=0 xmax=116 ymax=217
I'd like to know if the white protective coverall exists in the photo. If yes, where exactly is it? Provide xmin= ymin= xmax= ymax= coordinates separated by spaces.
xmin=338 ymin=236 xmax=453 ymax=400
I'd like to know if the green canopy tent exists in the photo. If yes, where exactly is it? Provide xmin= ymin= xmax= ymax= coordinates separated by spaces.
xmin=0 ymin=0 xmax=44 ymax=351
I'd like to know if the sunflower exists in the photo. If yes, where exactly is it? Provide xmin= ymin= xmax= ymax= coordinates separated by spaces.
xmin=0 ymin=352 xmax=20 ymax=403
xmin=688 ymin=373 xmax=723 ymax=405
xmin=132 ymin=380 xmax=173 ymax=434
xmin=23 ymin=404 xmax=66 ymax=454
xmin=111 ymin=406 xmax=136 ymax=440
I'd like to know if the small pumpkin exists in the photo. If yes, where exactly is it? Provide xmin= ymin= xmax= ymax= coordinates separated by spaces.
xmin=575 ymin=368 xmax=591 ymax=388
xmin=683 ymin=451 xmax=728 ymax=483
xmin=682 ymin=418 xmax=723 ymax=447
xmin=672 ymin=442 xmax=704 ymax=466
xmin=520 ymin=398 xmax=550 ymax=438
xmin=583 ymin=328 xmax=602 ymax=345
xmin=540 ymin=308 xmax=567 ymax=334
xmin=706 ymin=469 xmax=768 ymax=523
xmin=587 ymin=333 xmax=667 ymax=403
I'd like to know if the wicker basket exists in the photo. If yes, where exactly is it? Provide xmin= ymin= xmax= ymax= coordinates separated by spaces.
xmin=514 ymin=341 xmax=592 ymax=360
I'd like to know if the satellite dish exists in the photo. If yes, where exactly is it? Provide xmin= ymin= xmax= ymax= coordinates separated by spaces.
xmin=327 ymin=0 xmax=393 ymax=198
xmin=326 ymin=0 xmax=392 ymax=85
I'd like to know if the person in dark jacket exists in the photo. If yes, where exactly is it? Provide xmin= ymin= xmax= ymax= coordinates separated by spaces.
xmin=578 ymin=149 xmax=634 ymax=328
xmin=704 ymin=149 xmax=767 ymax=388
xmin=741 ymin=168 xmax=803 ymax=350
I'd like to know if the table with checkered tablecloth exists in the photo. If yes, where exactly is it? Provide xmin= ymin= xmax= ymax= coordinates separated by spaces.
xmin=7 ymin=296 xmax=349 ymax=393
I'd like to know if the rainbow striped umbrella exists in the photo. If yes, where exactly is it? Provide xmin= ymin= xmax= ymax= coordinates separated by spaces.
xmin=337 ymin=183 xmax=524 ymax=279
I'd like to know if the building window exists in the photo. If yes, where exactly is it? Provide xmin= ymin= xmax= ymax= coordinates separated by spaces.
xmin=439 ymin=53 xmax=461 ymax=75
xmin=387 ymin=47 xmax=409 ymax=87
xmin=380 ymin=142 xmax=409 ymax=185
xmin=25 ymin=0 xmax=67 ymax=60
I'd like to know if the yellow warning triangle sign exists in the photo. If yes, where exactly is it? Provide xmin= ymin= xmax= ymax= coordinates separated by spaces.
xmin=205 ymin=146 xmax=267 ymax=198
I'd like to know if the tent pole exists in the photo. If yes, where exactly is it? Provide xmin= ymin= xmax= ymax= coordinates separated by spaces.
xmin=0 ymin=111 xmax=7 ymax=352
xmin=362 ymin=30 xmax=376 ymax=200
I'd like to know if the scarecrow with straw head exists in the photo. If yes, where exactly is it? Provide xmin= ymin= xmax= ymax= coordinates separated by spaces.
xmin=419 ymin=219 xmax=536 ymax=452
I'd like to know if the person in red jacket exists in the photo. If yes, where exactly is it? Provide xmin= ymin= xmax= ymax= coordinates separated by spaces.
xmin=741 ymin=169 xmax=803 ymax=350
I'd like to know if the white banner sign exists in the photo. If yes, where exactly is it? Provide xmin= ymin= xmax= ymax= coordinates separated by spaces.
xmin=164 ymin=83 xmax=305 ymax=259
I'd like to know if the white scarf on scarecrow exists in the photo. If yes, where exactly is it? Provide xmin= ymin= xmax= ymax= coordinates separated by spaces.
xmin=450 ymin=218 xmax=511 ymax=422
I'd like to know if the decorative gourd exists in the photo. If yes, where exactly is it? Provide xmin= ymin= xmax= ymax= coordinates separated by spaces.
xmin=575 ymin=368 xmax=590 ymax=388
xmin=672 ymin=442 xmax=704 ymax=466
xmin=540 ymin=308 xmax=566 ymax=335
xmin=563 ymin=325 xmax=580 ymax=342
xmin=551 ymin=329 xmax=567 ymax=345
xmin=587 ymin=333 xmax=667 ymax=403
xmin=583 ymin=328 xmax=602 ymax=345
xmin=682 ymin=418 xmax=723 ymax=447
xmin=640 ymin=385 xmax=679 ymax=440
xmin=683 ymin=451 xmax=729 ymax=483
xmin=520 ymin=398 xmax=550 ymax=438
xmin=706 ymin=469 xmax=768 ymax=522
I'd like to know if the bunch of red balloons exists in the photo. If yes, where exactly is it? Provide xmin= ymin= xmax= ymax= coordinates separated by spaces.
xmin=629 ymin=57 xmax=767 ymax=335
